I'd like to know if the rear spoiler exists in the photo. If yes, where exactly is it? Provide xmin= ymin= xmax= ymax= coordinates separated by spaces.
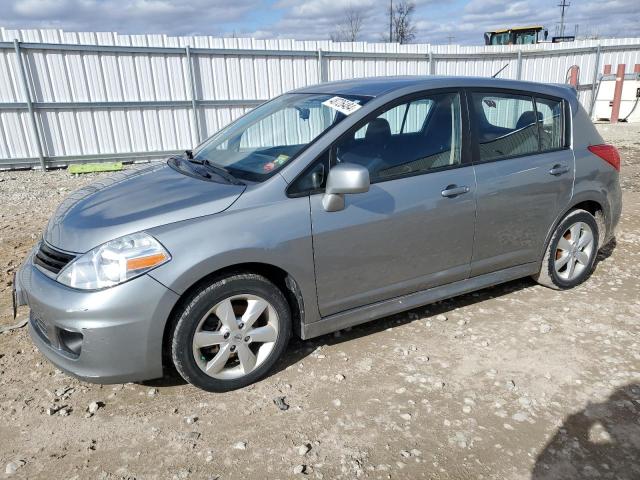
xmin=550 ymin=83 xmax=578 ymax=96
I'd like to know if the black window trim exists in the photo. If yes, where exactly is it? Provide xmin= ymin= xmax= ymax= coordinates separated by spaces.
xmin=287 ymin=148 xmax=332 ymax=198
xmin=399 ymin=102 xmax=410 ymax=134
xmin=286 ymin=87 xmax=472 ymax=198
xmin=466 ymin=87 xmax=570 ymax=166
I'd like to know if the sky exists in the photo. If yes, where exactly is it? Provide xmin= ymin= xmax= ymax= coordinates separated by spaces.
xmin=1 ymin=0 xmax=639 ymax=45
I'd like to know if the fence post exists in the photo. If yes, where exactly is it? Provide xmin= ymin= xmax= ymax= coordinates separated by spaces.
xmin=588 ymin=44 xmax=602 ymax=118
xmin=610 ymin=63 xmax=626 ymax=123
xmin=13 ymin=40 xmax=46 ymax=171
xmin=516 ymin=50 xmax=523 ymax=80
xmin=185 ymin=45 xmax=201 ymax=144
xmin=428 ymin=51 xmax=434 ymax=75
xmin=317 ymin=49 xmax=326 ymax=83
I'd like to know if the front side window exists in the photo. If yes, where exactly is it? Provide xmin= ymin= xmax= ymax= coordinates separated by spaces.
xmin=471 ymin=93 xmax=539 ymax=162
xmin=193 ymin=93 xmax=371 ymax=182
xmin=335 ymin=92 xmax=462 ymax=182
xmin=353 ymin=98 xmax=434 ymax=138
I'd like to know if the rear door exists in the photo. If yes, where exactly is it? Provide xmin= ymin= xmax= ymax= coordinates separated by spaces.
xmin=468 ymin=90 xmax=574 ymax=276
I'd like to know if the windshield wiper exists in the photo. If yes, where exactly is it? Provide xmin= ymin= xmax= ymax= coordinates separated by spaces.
xmin=200 ymin=159 xmax=245 ymax=186
xmin=183 ymin=149 xmax=244 ymax=185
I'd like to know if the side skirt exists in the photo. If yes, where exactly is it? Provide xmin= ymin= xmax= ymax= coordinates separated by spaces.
xmin=301 ymin=263 xmax=538 ymax=340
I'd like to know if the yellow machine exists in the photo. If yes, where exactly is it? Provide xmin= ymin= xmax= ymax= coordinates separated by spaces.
xmin=484 ymin=26 xmax=548 ymax=45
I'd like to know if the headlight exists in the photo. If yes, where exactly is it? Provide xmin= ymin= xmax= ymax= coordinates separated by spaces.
xmin=57 ymin=232 xmax=170 ymax=290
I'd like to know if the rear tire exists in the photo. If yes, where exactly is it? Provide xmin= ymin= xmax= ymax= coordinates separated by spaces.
xmin=171 ymin=273 xmax=291 ymax=392
xmin=533 ymin=209 xmax=599 ymax=290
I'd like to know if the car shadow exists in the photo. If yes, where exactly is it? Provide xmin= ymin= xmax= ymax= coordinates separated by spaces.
xmin=531 ymin=383 xmax=640 ymax=480
xmin=269 ymin=236 xmax=619 ymax=377
xmin=268 ymin=276 xmax=533 ymax=378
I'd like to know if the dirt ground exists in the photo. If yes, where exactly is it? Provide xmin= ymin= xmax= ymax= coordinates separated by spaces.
xmin=1 ymin=123 xmax=639 ymax=480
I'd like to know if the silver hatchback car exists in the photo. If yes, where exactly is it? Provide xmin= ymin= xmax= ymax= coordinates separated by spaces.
xmin=14 ymin=76 xmax=621 ymax=392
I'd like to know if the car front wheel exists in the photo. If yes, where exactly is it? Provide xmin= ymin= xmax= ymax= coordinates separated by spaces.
xmin=171 ymin=273 xmax=291 ymax=392
xmin=534 ymin=209 xmax=599 ymax=290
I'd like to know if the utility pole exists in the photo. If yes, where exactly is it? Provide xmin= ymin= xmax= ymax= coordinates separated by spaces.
xmin=558 ymin=0 xmax=570 ymax=37
xmin=389 ymin=0 xmax=393 ymax=42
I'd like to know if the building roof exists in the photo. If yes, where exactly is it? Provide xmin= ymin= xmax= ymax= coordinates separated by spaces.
xmin=487 ymin=26 xmax=544 ymax=34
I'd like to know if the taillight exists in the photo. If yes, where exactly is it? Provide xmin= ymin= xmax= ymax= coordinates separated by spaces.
xmin=588 ymin=144 xmax=620 ymax=171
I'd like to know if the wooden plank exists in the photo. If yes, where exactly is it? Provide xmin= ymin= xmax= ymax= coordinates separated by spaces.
xmin=68 ymin=161 xmax=123 ymax=174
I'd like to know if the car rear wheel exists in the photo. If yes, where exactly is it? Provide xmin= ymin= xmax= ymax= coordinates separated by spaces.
xmin=171 ymin=273 xmax=291 ymax=392
xmin=533 ymin=209 xmax=599 ymax=290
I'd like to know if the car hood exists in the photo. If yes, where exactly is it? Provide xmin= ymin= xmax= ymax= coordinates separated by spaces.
xmin=44 ymin=162 xmax=245 ymax=253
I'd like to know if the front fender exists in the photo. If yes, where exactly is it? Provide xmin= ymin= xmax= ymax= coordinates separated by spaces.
xmin=147 ymin=195 xmax=320 ymax=324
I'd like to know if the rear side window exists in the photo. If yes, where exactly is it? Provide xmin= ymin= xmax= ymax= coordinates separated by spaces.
xmin=471 ymin=93 xmax=539 ymax=162
xmin=535 ymin=97 xmax=564 ymax=150
xmin=471 ymin=92 xmax=567 ymax=162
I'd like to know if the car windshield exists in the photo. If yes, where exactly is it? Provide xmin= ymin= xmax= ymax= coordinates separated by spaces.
xmin=193 ymin=93 xmax=371 ymax=182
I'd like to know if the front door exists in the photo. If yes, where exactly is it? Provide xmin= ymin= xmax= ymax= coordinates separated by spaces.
xmin=308 ymin=91 xmax=477 ymax=317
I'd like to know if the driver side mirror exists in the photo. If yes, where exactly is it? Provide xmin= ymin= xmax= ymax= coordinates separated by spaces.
xmin=322 ymin=163 xmax=370 ymax=212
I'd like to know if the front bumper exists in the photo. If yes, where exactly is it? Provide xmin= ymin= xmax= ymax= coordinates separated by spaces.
xmin=14 ymin=251 xmax=179 ymax=383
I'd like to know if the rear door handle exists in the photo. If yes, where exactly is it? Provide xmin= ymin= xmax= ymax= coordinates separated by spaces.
xmin=441 ymin=185 xmax=470 ymax=198
xmin=549 ymin=164 xmax=570 ymax=176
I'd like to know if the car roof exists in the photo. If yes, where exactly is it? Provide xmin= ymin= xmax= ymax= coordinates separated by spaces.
xmin=293 ymin=75 xmax=576 ymax=101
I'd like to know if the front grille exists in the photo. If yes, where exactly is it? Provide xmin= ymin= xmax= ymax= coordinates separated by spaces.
xmin=34 ymin=242 xmax=75 ymax=275
xmin=32 ymin=316 xmax=50 ymax=342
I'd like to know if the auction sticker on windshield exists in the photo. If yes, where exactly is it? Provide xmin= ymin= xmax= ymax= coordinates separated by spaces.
xmin=322 ymin=96 xmax=362 ymax=116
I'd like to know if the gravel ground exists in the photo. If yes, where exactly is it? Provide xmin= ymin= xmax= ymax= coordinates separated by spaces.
xmin=0 ymin=123 xmax=639 ymax=480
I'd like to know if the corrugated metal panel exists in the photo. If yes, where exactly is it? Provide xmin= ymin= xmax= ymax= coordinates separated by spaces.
xmin=0 ymin=27 xmax=639 ymax=169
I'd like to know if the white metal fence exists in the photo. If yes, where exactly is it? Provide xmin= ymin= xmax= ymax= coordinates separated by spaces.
xmin=1 ymin=28 xmax=639 ymax=170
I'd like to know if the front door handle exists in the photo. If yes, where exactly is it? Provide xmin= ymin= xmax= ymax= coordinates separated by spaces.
xmin=441 ymin=185 xmax=470 ymax=198
xmin=549 ymin=164 xmax=570 ymax=176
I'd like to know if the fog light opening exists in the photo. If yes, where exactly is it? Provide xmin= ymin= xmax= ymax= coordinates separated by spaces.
xmin=58 ymin=328 xmax=83 ymax=357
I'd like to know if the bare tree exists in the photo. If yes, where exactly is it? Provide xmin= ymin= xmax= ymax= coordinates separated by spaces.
xmin=330 ymin=7 xmax=364 ymax=42
xmin=383 ymin=1 xmax=417 ymax=43
xmin=392 ymin=1 xmax=416 ymax=44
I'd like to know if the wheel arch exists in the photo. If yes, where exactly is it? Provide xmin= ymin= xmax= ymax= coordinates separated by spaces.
xmin=540 ymin=194 xmax=607 ymax=263
xmin=160 ymin=262 xmax=306 ymax=374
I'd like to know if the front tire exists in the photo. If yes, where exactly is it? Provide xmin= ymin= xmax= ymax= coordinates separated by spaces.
xmin=534 ymin=209 xmax=599 ymax=290
xmin=171 ymin=273 xmax=291 ymax=392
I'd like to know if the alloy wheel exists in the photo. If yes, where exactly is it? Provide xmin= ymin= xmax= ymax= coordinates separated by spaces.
xmin=554 ymin=221 xmax=595 ymax=281
xmin=192 ymin=294 xmax=279 ymax=380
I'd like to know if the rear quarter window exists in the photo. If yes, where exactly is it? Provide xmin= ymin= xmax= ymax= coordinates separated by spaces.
xmin=535 ymin=97 xmax=565 ymax=151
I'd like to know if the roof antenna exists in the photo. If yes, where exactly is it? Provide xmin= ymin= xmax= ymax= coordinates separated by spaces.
xmin=492 ymin=63 xmax=510 ymax=78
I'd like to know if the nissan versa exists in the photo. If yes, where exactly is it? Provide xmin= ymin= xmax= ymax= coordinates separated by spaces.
xmin=13 ymin=76 xmax=621 ymax=392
